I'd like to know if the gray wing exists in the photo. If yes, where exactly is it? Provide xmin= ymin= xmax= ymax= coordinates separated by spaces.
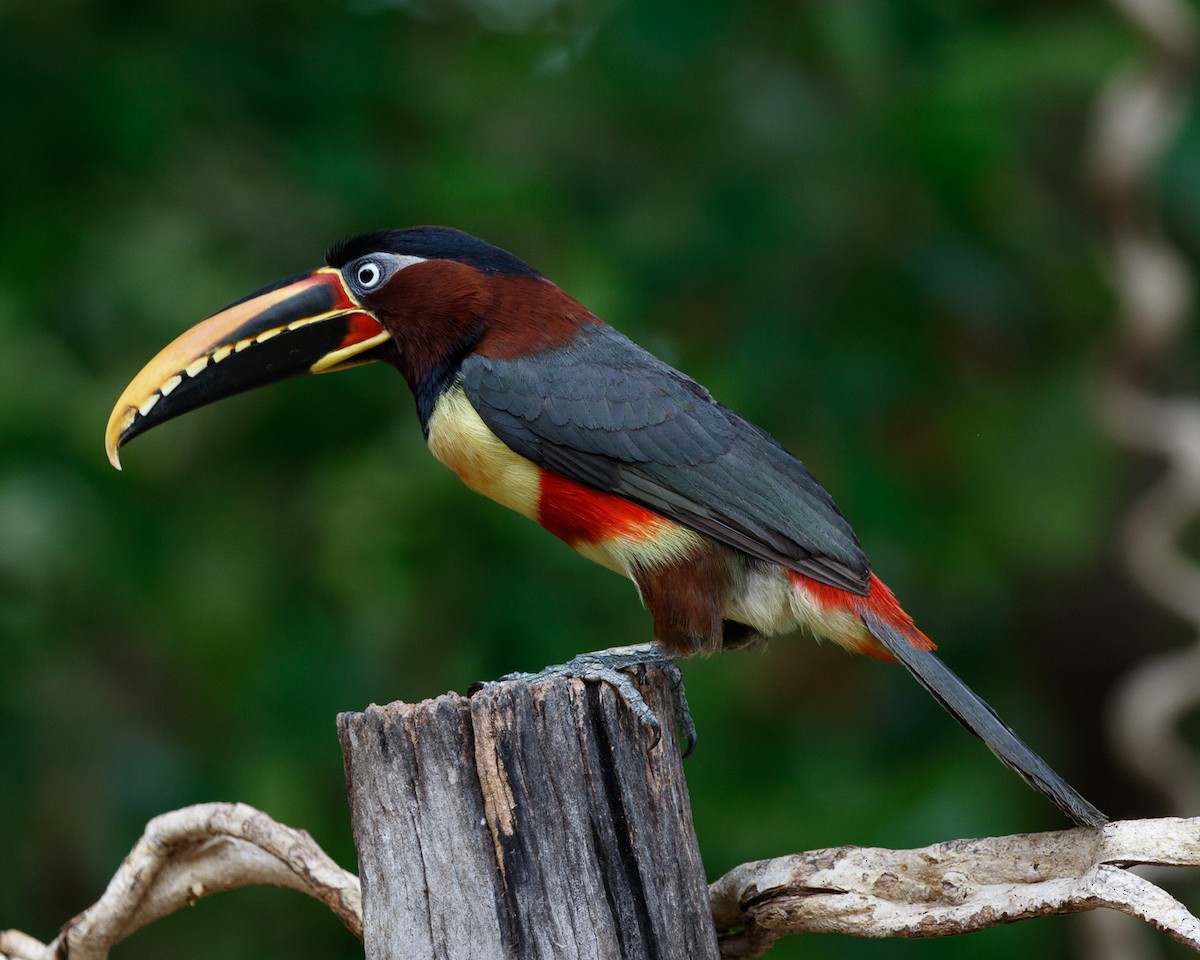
xmin=462 ymin=323 xmax=870 ymax=594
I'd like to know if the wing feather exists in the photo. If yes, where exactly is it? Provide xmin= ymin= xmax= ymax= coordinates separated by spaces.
xmin=463 ymin=324 xmax=870 ymax=593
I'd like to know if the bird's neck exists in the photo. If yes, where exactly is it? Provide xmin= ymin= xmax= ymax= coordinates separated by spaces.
xmin=378 ymin=260 xmax=601 ymax=432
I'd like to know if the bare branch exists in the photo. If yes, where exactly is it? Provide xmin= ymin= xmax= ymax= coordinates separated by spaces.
xmin=0 ymin=802 xmax=361 ymax=960
xmin=1089 ymin=0 xmax=1200 ymax=824
xmin=0 ymin=931 xmax=47 ymax=960
xmin=5 ymin=800 xmax=1200 ymax=960
xmin=710 ymin=818 xmax=1200 ymax=958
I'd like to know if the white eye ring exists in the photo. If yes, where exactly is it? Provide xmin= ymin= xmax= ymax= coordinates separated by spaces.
xmin=355 ymin=260 xmax=382 ymax=289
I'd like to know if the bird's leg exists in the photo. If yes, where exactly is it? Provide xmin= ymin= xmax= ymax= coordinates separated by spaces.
xmin=470 ymin=642 xmax=697 ymax=756
xmin=553 ymin=643 xmax=697 ymax=756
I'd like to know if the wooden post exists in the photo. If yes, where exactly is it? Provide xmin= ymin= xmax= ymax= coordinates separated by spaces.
xmin=337 ymin=664 xmax=720 ymax=960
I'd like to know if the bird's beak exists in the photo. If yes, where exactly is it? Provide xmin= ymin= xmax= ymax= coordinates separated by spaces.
xmin=104 ymin=267 xmax=389 ymax=469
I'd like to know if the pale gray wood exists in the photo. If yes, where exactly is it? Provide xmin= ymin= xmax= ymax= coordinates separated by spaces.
xmin=338 ymin=664 xmax=719 ymax=960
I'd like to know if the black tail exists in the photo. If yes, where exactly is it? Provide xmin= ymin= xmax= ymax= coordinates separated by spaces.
xmin=862 ymin=612 xmax=1107 ymax=827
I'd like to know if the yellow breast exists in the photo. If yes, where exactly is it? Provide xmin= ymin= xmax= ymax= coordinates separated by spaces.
xmin=425 ymin=385 xmax=541 ymax=520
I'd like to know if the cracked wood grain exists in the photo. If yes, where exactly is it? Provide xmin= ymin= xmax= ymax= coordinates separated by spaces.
xmin=337 ymin=663 xmax=719 ymax=960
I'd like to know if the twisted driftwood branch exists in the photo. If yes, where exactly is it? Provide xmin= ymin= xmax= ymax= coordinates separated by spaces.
xmin=1090 ymin=0 xmax=1200 ymax=817
xmin=0 ymin=802 xmax=361 ymax=960
xmin=710 ymin=817 xmax=1200 ymax=958
xmin=4 ymin=802 xmax=1199 ymax=959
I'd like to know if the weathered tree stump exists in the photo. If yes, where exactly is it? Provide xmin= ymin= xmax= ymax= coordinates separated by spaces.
xmin=337 ymin=663 xmax=719 ymax=960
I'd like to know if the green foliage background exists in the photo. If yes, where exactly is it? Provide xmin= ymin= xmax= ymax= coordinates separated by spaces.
xmin=3 ymin=1 xmax=1196 ymax=957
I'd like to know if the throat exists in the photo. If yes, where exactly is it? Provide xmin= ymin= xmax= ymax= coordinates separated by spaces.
xmin=408 ymin=328 xmax=485 ymax=435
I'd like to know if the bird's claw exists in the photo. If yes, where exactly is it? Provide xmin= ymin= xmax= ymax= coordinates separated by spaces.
xmin=470 ymin=642 xmax=696 ymax=757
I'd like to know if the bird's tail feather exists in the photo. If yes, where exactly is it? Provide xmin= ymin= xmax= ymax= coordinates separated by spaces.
xmin=862 ymin=610 xmax=1107 ymax=828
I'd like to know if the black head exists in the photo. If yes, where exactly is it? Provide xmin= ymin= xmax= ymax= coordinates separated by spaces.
xmin=325 ymin=226 xmax=542 ymax=279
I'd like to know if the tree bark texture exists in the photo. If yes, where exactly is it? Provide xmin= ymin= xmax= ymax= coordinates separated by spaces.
xmin=337 ymin=665 xmax=719 ymax=960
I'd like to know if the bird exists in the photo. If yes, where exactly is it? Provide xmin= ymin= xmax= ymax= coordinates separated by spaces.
xmin=105 ymin=226 xmax=1106 ymax=827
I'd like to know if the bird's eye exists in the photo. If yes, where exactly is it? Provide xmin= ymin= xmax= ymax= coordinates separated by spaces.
xmin=355 ymin=260 xmax=382 ymax=289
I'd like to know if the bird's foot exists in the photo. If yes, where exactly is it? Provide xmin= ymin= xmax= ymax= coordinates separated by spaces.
xmin=470 ymin=642 xmax=696 ymax=756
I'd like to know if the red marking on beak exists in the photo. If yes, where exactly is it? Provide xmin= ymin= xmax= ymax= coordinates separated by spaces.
xmin=340 ymin=310 xmax=387 ymax=351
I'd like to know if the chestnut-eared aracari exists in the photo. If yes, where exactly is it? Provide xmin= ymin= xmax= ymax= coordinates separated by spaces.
xmin=105 ymin=226 xmax=1105 ymax=827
